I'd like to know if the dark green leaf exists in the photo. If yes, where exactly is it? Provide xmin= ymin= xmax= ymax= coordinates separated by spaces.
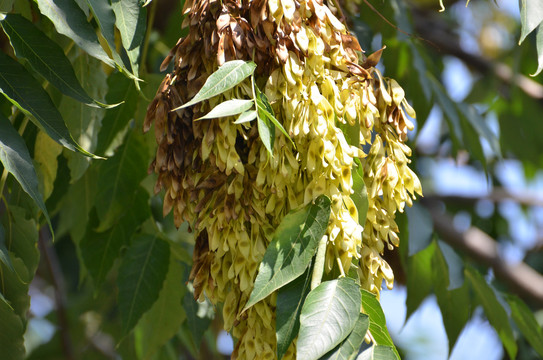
xmin=0 ymin=113 xmax=51 ymax=234
xmin=95 ymin=72 xmax=139 ymax=155
xmin=458 ymin=104 xmax=501 ymax=158
xmin=255 ymin=88 xmax=293 ymax=147
xmin=174 ymin=60 xmax=257 ymax=110
xmin=111 ymin=0 xmax=146 ymax=78
xmin=405 ymin=241 xmax=434 ymax=321
xmin=135 ymin=255 xmax=186 ymax=360
xmin=256 ymin=98 xmax=275 ymax=155
xmin=0 ymin=14 xmax=112 ymax=108
xmin=465 ymin=267 xmax=517 ymax=359
xmin=197 ymin=99 xmax=254 ymax=120
xmin=35 ymin=0 xmax=115 ymax=67
xmin=81 ymin=187 xmax=150 ymax=288
xmin=0 ymin=297 xmax=25 ymax=360
xmin=519 ymin=0 xmax=543 ymax=44
xmin=506 ymin=294 xmax=543 ymax=357
xmin=406 ymin=203 xmax=433 ymax=256
xmin=0 ymin=51 xmax=99 ymax=158
xmin=351 ymin=161 xmax=368 ymax=228
xmin=437 ymin=240 xmax=464 ymax=290
xmin=95 ymin=131 xmax=148 ymax=231
xmin=118 ymin=234 xmax=170 ymax=335
xmin=432 ymin=242 xmax=470 ymax=353
xmin=244 ymin=195 xmax=331 ymax=311
xmin=321 ymin=313 xmax=370 ymax=360
xmin=234 ymin=110 xmax=257 ymax=124
xmin=361 ymin=289 xmax=399 ymax=359
xmin=297 ymin=278 xmax=361 ymax=360
xmin=0 ymin=0 xmax=15 ymax=13
xmin=357 ymin=345 xmax=397 ymax=360
xmin=0 ymin=223 xmax=13 ymax=272
xmin=182 ymin=283 xmax=215 ymax=351
xmin=276 ymin=263 xmax=313 ymax=360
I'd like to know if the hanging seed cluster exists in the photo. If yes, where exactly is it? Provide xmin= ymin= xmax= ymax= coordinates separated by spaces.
xmin=145 ymin=0 xmax=422 ymax=358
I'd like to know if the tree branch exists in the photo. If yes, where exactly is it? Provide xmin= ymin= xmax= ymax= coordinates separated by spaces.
xmin=422 ymin=199 xmax=543 ymax=306
xmin=424 ymin=187 xmax=543 ymax=208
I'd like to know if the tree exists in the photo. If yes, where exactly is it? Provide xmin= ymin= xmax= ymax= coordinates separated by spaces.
xmin=0 ymin=0 xmax=542 ymax=359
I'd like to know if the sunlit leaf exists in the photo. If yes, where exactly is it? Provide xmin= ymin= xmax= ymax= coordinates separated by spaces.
xmin=357 ymin=345 xmax=397 ymax=360
xmin=34 ymin=131 xmax=62 ymax=201
xmin=197 ymin=99 xmax=254 ymax=120
xmin=35 ymin=0 xmax=115 ymax=67
xmin=361 ymin=290 xmax=400 ymax=359
xmin=297 ymin=278 xmax=361 ymax=360
xmin=519 ymin=0 xmax=543 ymax=44
xmin=174 ymin=60 xmax=257 ymax=110
xmin=321 ymin=313 xmax=370 ymax=360
xmin=234 ymin=110 xmax=257 ymax=124
xmin=118 ymin=234 xmax=170 ymax=335
xmin=533 ymin=24 xmax=543 ymax=76
xmin=255 ymin=86 xmax=294 ymax=149
xmin=244 ymin=195 xmax=331 ymax=311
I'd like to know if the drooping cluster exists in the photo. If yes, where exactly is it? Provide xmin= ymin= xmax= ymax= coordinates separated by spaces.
xmin=144 ymin=0 xmax=421 ymax=358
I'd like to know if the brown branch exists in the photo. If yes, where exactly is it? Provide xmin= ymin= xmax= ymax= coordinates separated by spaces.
xmin=424 ymin=188 xmax=543 ymax=208
xmin=423 ymin=199 xmax=543 ymax=306
xmin=38 ymin=228 xmax=75 ymax=360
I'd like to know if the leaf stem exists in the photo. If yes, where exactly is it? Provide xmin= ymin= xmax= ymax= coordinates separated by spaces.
xmin=311 ymin=235 xmax=328 ymax=290
xmin=334 ymin=246 xmax=346 ymax=278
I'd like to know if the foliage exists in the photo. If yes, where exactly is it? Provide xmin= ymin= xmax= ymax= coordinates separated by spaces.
xmin=0 ymin=0 xmax=542 ymax=359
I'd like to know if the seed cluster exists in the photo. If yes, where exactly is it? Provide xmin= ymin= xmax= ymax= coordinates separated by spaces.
xmin=145 ymin=0 xmax=421 ymax=358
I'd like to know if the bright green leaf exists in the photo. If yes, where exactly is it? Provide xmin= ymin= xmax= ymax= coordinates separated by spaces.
xmin=34 ymin=131 xmax=62 ymax=202
xmin=0 ymin=113 xmax=52 ymax=234
xmin=406 ymin=203 xmax=433 ymax=256
xmin=465 ymin=267 xmax=517 ymax=359
xmin=255 ymin=86 xmax=294 ymax=148
xmin=256 ymin=100 xmax=275 ymax=155
xmin=35 ymin=0 xmax=115 ymax=67
xmin=357 ymin=345 xmax=397 ymax=360
xmin=197 ymin=99 xmax=254 ymax=120
xmin=506 ymin=294 xmax=543 ymax=357
xmin=361 ymin=289 xmax=399 ymax=359
xmin=244 ymin=195 xmax=331 ymax=311
xmin=276 ymin=263 xmax=313 ymax=360
xmin=95 ymin=131 xmax=148 ymax=231
xmin=118 ymin=234 xmax=170 ymax=335
xmin=519 ymin=0 xmax=543 ymax=44
xmin=0 ymin=51 xmax=100 ymax=158
xmin=0 ymin=14 xmax=112 ymax=108
xmin=234 ymin=110 xmax=257 ymax=124
xmin=321 ymin=313 xmax=370 ymax=360
xmin=135 ymin=255 xmax=186 ymax=360
xmin=297 ymin=278 xmax=361 ymax=360
xmin=174 ymin=60 xmax=257 ymax=110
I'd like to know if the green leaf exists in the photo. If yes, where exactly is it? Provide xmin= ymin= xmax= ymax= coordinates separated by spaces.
xmin=234 ymin=110 xmax=257 ymax=124
xmin=0 ymin=113 xmax=51 ymax=234
xmin=135 ymin=255 xmax=186 ymax=360
xmin=506 ymin=294 xmax=543 ymax=357
xmin=35 ymin=0 xmax=115 ymax=67
xmin=0 ymin=223 xmax=14 ymax=272
xmin=254 ymin=86 xmax=294 ymax=149
xmin=118 ymin=234 xmax=170 ymax=335
xmin=406 ymin=203 xmax=433 ymax=256
xmin=182 ymin=282 xmax=215 ymax=351
xmin=95 ymin=72 xmax=139 ymax=155
xmin=0 ymin=0 xmax=15 ymax=13
xmin=95 ymin=131 xmax=148 ymax=231
xmin=256 ymin=98 xmax=275 ymax=155
xmin=276 ymin=263 xmax=313 ymax=360
xmin=297 ymin=278 xmax=361 ymax=360
xmin=0 ymin=14 xmax=112 ymax=108
xmin=80 ymin=187 xmax=150 ymax=288
xmin=519 ymin=0 xmax=543 ymax=44
xmin=533 ymin=24 xmax=543 ymax=76
xmin=0 ymin=297 xmax=25 ymax=360
xmin=111 ymin=0 xmax=146 ymax=79
xmin=174 ymin=60 xmax=257 ymax=110
xmin=61 ymin=54 xmax=107 ymax=181
xmin=351 ymin=161 xmax=369 ymax=226
xmin=405 ymin=241 xmax=434 ymax=321
xmin=360 ymin=289 xmax=399 ymax=359
xmin=432 ymin=242 xmax=470 ymax=353
xmin=0 ymin=51 xmax=100 ymax=158
xmin=34 ymin=131 xmax=63 ymax=202
xmin=321 ymin=313 xmax=370 ymax=360
xmin=458 ymin=104 xmax=501 ymax=158
xmin=465 ymin=267 xmax=517 ymax=359
xmin=357 ymin=345 xmax=397 ymax=360
xmin=197 ymin=99 xmax=254 ymax=120
xmin=244 ymin=195 xmax=331 ymax=311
